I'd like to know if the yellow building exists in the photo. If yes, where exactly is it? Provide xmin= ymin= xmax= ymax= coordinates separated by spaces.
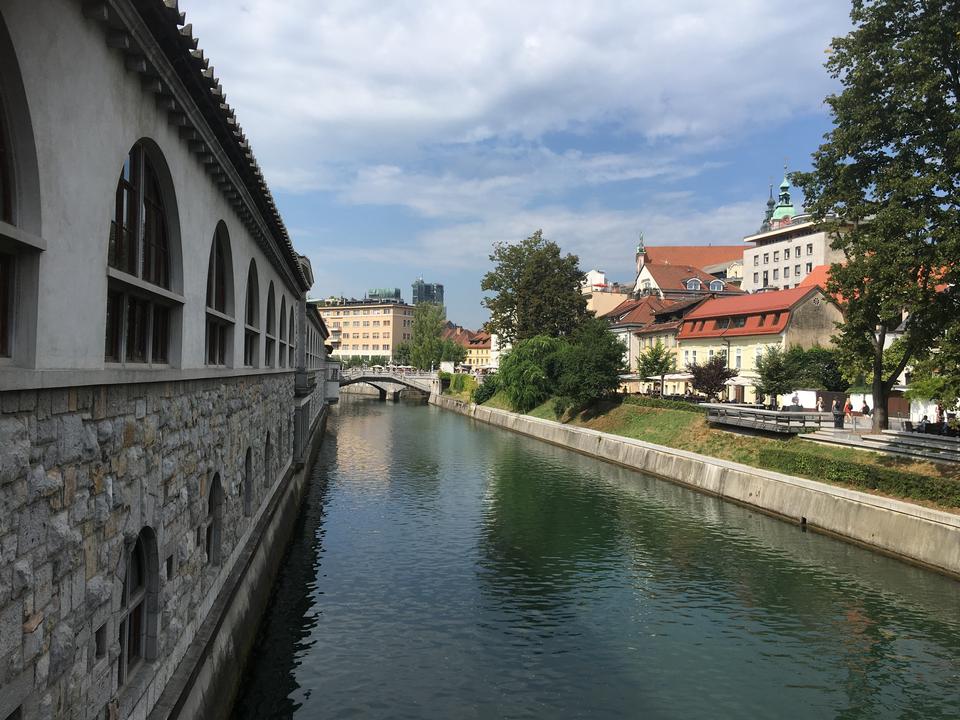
xmin=312 ymin=297 xmax=415 ymax=361
xmin=465 ymin=333 xmax=492 ymax=368
xmin=676 ymin=286 xmax=842 ymax=402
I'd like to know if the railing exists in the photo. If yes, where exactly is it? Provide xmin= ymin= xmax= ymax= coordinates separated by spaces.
xmin=702 ymin=403 xmax=828 ymax=434
xmin=340 ymin=367 xmax=436 ymax=381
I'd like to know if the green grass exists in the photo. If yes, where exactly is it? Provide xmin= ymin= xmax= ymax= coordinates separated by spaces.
xmin=478 ymin=394 xmax=960 ymax=509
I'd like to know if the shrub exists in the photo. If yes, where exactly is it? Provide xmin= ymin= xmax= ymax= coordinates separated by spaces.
xmin=622 ymin=395 xmax=703 ymax=413
xmin=472 ymin=374 xmax=500 ymax=404
xmin=757 ymin=447 xmax=960 ymax=507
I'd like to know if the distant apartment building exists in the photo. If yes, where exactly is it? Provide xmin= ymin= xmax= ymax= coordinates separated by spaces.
xmin=412 ymin=277 xmax=444 ymax=305
xmin=741 ymin=176 xmax=844 ymax=293
xmin=313 ymin=297 xmax=415 ymax=360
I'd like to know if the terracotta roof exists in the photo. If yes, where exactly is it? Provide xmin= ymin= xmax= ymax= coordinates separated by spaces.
xmin=635 ymin=320 xmax=682 ymax=337
xmin=684 ymin=286 xmax=816 ymax=319
xmin=442 ymin=325 xmax=477 ymax=347
xmin=468 ymin=332 xmax=491 ymax=349
xmin=644 ymin=245 xmax=743 ymax=268
xmin=679 ymin=287 xmax=819 ymax=340
xmin=608 ymin=296 xmax=674 ymax=326
xmin=799 ymin=264 xmax=831 ymax=289
xmin=642 ymin=263 xmax=741 ymax=293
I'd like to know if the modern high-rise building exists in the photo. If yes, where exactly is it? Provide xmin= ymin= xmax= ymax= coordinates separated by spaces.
xmin=412 ymin=277 xmax=444 ymax=305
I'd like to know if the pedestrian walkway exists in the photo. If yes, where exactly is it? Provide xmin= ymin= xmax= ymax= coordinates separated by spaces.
xmin=801 ymin=427 xmax=960 ymax=465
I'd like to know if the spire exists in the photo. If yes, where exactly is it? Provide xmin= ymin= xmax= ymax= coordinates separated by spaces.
xmin=760 ymin=184 xmax=775 ymax=232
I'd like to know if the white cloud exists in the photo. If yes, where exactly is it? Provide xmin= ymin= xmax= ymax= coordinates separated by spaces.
xmin=185 ymin=0 xmax=846 ymax=179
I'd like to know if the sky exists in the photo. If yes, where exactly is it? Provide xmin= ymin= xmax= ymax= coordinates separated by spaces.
xmin=185 ymin=1 xmax=852 ymax=329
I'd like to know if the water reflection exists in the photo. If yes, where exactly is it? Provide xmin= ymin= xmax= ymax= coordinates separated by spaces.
xmin=233 ymin=397 xmax=960 ymax=719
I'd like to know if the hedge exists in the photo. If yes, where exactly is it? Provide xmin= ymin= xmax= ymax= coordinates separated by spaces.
xmin=757 ymin=447 xmax=960 ymax=507
xmin=622 ymin=395 xmax=703 ymax=413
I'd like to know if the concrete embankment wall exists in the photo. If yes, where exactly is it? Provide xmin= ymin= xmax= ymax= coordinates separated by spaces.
xmin=430 ymin=394 xmax=960 ymax=579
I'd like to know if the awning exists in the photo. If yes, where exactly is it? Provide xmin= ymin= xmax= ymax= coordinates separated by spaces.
xmin=648 ymin=373 xmax=694 ymax=382
xmin=724 ymin=375 xmax=756 ymax=387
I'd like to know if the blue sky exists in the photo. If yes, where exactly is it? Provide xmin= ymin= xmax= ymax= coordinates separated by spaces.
xmin=186 ymin=1 xmax=851 ymax=329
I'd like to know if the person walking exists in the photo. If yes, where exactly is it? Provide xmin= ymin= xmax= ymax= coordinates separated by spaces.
xmin=844 ymin=397 xmax=853 ymax=422
xmin=832 ymin=399 xmax=844 ymax=429
xmin=817 ymin=396 xmax=824 ymax=413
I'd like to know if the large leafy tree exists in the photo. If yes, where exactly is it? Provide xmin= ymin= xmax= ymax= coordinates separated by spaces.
xmin=408 ymin=303 xmax=446 ymax=370
xmin=637 ymin=341 xmax=675 ymax=395
xmin=556 ymin=317 xmax=626 ymax=411
xmin=906 ymin=324 xmax=960 ymax=407
xmin=785 ymin=346 xmax=849 ymax=392
xmin=497 ymin=335 xmax=565 ymax=412
xmin=481 ymin=230 xmax=588 ymax=345
xmin=755 ymin=346 xmax=795 ymax=406
xmin=793 ymin=0 xmax=960 ymax=430
xmin=688 ymin=354 xmax=736 ymax=402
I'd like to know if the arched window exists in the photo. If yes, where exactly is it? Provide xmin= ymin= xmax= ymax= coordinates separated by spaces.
xmin=265 ymin=282 xmax=276 ymax=368
xmin=686 ymin=278 xmax=702 ymax=291
xmin=288 ymin=312 xmax=295 ymax=368
xmin=243 ymin=260 xmax=259 ymax=367
xmin=278 ymin=297 xmax=287 ymax=368
xmin=0 ymin=98 xmax=12 ymax=358
xmin=709 ymin=279 xmax=724 ymax=292
xmin=243 ymin=447 xmax=253 ymax=516
xmin=105 ymin=141 xmax=180 ymax=364
xmin=205 ymin=223 xmax=233 ymax=365
xmin=205 ymin=474 xmax=224 ymax=565
xmin=264 ymin=432 xmax=273 ymax=488
xmin=0 ymin=93 xmax=10 ymax=226
xmin=118 ymin=528 xmax=159 ymax=687
xmin=0 ymin=16 xmax=42 ymax=366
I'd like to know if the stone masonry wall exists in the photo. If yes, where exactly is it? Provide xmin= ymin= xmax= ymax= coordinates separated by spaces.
xmin=0 ymin=373 xmax=297 ymax=720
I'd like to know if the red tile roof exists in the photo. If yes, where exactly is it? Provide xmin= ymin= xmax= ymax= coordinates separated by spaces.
xmin=644 ymin=245 xmax=743 ymax=268
xmin=678 ymin=287 xmax=819 ymax=340
xmin=641 ymin=263 xmax=743 ymax=293
xmin=604 ymin=296 xmax=674 ymax=325
xmin=799 ymin=264 xmax=831 ymax=289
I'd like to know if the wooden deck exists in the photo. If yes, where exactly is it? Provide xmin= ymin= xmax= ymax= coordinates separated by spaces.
xmin=702 ymin=404 xmax=827 ymax=434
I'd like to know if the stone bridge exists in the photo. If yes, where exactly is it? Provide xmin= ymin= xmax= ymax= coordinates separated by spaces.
xmin=339 ymin=368 xmax=437 ymax=400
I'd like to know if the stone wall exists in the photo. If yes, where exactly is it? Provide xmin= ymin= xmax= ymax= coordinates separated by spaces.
xmin=0 ymin=372 xmax=301 ymax=720
xmin=430 ymin=394 xmax=960 ymax=579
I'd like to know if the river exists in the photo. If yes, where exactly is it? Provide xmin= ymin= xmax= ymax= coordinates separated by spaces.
xmin=232 ymin=396 xmax=960 ymax=719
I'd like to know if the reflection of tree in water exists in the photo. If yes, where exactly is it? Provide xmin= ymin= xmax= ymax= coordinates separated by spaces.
xmin=477 ymin=445 xmax=625 ymax=611
xmin=231 ymin=437 xmax=335 ymax=719
xmin=480 ymin=439 xmax=960 ymax=715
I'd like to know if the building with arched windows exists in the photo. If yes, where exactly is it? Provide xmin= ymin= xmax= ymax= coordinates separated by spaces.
xmin=0 ymin=3 xmax=338 ymax=719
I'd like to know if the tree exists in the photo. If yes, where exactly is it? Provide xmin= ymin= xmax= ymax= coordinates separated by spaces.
xmin=637 ymin=341 xmax=675 ymax=395
xmin=440 ymin=339 xmax=466 ymax=364
xmin=906 ymin=324 xmax=960 ymax=408
xmin=408 ymin=302 xmax=446 ymax=370
xmin=688 ymin=354 xmax=737 ymax=402
xmin=793 ymin=0 xmax=960 ymax=430
xmin=481 ymin=230 xmax=588 ymax=345
xmin=393 ymin=341 xmax=412 ymax=366
xmin=555 ymin=317 xmax=626 ymax=411
xmin=785 ymin=346 xmax=848 ymax=392
xmin=755 ymin=346 xmax=795 ymax=407
xmin=497 ymin=335 xmax=564 ymax=412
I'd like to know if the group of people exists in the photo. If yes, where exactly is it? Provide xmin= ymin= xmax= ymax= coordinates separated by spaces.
xmin=828 ymin=397 xmax=870 ymax=429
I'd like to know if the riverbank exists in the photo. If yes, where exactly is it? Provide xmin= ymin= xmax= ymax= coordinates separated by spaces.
xmin=430 ymin=393 xmax=960 ymax=579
